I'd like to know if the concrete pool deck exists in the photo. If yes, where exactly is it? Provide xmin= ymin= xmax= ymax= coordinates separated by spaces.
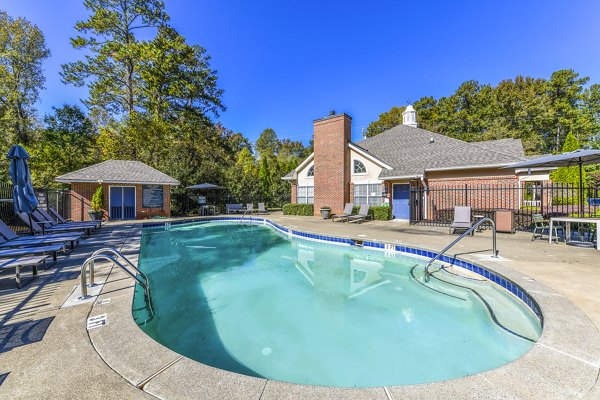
xmin=0 ymin=214 xmax=599 ymax=399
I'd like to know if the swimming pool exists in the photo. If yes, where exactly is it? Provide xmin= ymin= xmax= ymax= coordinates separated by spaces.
xmin=133 ymin=219 xmax=542 ymax=387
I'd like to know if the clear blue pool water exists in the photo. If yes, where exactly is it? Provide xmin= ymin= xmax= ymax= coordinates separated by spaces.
xmin=133 ymin=221 xmax=542 ymax=387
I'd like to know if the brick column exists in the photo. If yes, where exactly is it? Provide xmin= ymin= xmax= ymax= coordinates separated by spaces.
xmin=291 ymin=183 xmax=298 ymax=203
xmin=313 ymin=113 xmax=352 ymax=215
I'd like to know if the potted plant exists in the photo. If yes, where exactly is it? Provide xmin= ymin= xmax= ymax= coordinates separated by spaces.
xmin=88 ymin=185 xmax=105 ymax=220
xmin=320 ymin=206 xmax=332 ymax=219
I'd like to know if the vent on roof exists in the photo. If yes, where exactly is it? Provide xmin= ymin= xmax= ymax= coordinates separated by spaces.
xmin=430 ymin=138 xmax=434 ymax=144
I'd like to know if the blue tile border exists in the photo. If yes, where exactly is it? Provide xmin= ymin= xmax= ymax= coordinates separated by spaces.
xmin=142 ymin=217 xmax=543 ymax=324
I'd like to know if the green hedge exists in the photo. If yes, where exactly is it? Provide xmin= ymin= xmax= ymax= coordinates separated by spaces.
xmin=282 ymin=203 xmax=314 ymax=216
xmin=351 ymin=205 xmax=392 ymax=220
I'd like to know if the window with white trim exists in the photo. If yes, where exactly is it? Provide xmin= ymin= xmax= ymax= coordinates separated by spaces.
xmin=353 ymin=183 xmax=383 ymax=206
xmin=353 ymin=160 xmax=367 ymax=174
xmin=306 ymin=165 xmax=314 ymax=177
xmin=297 ymin=186 xmax=314 ymax=204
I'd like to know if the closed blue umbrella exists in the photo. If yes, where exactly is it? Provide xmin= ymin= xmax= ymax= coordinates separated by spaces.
xmin=7 ymin=145 xmax=38 ymax=217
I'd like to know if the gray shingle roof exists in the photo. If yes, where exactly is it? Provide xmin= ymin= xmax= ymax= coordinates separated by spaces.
xmin=471 ymin=138 xmax=524 ymax=158
xmin=55 ymin=160 xmax=180 ymax=185
xmin=356 ymin=125 xmax=527 ymax=179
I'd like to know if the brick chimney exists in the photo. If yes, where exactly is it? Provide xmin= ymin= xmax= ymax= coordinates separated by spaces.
xmin=313 ymin=112 xmax=352 ymax=215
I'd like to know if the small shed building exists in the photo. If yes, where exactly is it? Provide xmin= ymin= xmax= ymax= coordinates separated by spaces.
xmin=56 ymin=160 xmax=179 ymax=221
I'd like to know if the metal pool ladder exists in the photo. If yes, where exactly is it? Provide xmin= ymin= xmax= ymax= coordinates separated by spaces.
xmin=79 ymin=247 xmax=155 ymax=317
xmin=423 ymin=217 xmax=498 ymax=282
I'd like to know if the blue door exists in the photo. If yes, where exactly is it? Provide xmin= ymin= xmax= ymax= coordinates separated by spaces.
xmin=110 ymin=187 xmax=136 ymax=220
xmin=392 ymin=184 xmax=410 ymax=220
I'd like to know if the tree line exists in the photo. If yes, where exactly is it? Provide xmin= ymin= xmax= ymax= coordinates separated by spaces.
xmin=366 ymin=71 xmax=600 ymax=155
xmin=0 ymin=2 xmax=308 ymax=210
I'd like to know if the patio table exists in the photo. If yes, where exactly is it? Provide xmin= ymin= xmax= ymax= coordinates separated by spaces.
xmin=549 ymin=217 xmax=599 ymax=250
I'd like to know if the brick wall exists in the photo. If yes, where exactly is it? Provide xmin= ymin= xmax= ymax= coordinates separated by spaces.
xmin=70 ymin=182 xmax=171 ymax=221
xmin=313 ymin=113 xmax=352 ymax=215
xmin=291 ymin=183 xmax=297 ymax=203
xmin=425 ymin=175 xmax=521 ymax=216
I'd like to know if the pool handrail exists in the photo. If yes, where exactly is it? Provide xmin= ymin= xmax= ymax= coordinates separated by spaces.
xmin=79 ymin=248 xmax=154 ymax=317
xmin=424 ymin=217 xmax=498 ymax=282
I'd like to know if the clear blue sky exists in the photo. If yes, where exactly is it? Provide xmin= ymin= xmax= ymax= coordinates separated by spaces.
xmin=3 ymin=0 xmax=600 ymax=144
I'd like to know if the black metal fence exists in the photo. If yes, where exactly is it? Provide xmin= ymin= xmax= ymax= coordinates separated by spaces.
xmin=0 ymin=183 xmax=72 ymax=233
xmin=410 ymin=183 xmax=600 ymax=231
xmin=171 ymin=191 xmax=288 ymax=216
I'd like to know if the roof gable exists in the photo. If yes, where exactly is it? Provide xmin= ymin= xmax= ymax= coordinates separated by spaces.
xmin=55 ymin=160 xmax=180 ymax=185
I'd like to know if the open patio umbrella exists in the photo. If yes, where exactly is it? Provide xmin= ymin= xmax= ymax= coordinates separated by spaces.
xmin=504 ymin=149 xmax=600 ymax=216
xmin=7 ymin=145 xmax=38 ymax=233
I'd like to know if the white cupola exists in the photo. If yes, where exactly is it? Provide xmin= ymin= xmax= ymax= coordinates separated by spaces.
xmin=402 ymin=105 xmax=418 ymax=128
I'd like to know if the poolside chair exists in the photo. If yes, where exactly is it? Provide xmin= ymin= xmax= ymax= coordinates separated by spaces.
xmin=450 ymin=206 xmax=473 ymax=235
xmin=18 ymin=212 xmax=92 ymax=237
xmin=331 ymin=203 xmax=354 ymax=222
xmin=0 ymin=220 xmax=82 ymax=250
xmin=0 ymin=255 xmax=49 ymax=288
xmin=246 ymin=203 xmax=255 ymax=214
xmin=46 ymin=207 xmax=101 ymax=229
xmin=531 ymin=214 xmax=563 ymax=243
xmin=33 ymin=209 xmax=99 ymax=232
xmin=226 ymin=204 xmax=244 ymax=214
xmin=348 ymin=204 xmax=371 ymax=224
xmin=0 ymin=238 xmax=66 ymax=262
xmin=257 ymin=203 xmax=269 ymax=214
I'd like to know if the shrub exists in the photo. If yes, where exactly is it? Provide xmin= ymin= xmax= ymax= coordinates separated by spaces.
xmin=90 ymin=186 xmax=105 ymax=211
xmin=351 ymin=205 xmax=392 ymax=220
xmin=282 ymin=203 xmax=314 ymax=216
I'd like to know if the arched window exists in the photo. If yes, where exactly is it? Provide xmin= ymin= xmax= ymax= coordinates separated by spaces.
xmin=306 ymin=165 xmax=314 ymax=177
xmin=353 ymin=160 xmax=367 ymax=174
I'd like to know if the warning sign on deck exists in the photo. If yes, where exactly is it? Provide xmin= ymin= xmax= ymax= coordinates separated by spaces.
xmin=87 ymin=314 xmax=108 ymax=330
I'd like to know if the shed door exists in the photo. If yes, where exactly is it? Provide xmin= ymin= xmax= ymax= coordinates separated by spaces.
xmin=392 ymin=184 xmax=410 ymax=220
xmin=110 ymin=186 xmax=136 ymax=220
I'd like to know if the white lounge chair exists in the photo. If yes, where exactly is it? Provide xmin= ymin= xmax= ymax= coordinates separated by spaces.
xmin=450 ymin=206 xmax=473 ymax=234
xmin=257 ymin=203 xmax=269 ymax=214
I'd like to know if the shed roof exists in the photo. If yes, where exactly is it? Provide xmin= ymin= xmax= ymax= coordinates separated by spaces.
xmin=55 ymin=160 xmax=180 ymax=185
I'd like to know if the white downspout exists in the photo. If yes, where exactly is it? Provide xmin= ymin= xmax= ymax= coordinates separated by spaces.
xmin=420 ymin=175 xmax=428 ymax=220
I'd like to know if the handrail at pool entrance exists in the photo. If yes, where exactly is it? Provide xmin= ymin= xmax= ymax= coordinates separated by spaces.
xmin=79 ymin=248 xmax=154 ymax=317
xmin=424 ymin=217 xmax=498 ymax=282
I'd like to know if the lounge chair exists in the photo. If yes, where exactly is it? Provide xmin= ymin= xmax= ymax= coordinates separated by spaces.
xmin=331 ymin=203 xmax=354 ymax=222
xmin=450 ymin=206 xmax=473 ymax=234
xmin=257 ymin=203 xmax=269 ymax=214
xmin=348 ymin=204 xmax=371 ymax=224
xmin=532 ymin=213 xmax=563 ymax=243
xmin=0 ymin=255 xmax=49 ymax=288
xmin=246 ymin=204 xmax=255 ymax=214
xmin=0 ymin=239 xmax=66 ymax=262
xmin=18 ymin=212 xmax=92 ymax=237
xmin=0 ymin=220 xmax=82 ymax=250
xmin=33 ymin=209 xmax=99 ymax=232
xmin=49 ymin=207 xmax=101 ymax=228
xmin=226 ymin=204 xmax=244 ymax=214
xmin=43 ymin=208 xmax=101 ymax=229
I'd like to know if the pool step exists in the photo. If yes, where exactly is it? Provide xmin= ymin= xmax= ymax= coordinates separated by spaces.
xmin=425 ymin=267 xmax=540 ymax=342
